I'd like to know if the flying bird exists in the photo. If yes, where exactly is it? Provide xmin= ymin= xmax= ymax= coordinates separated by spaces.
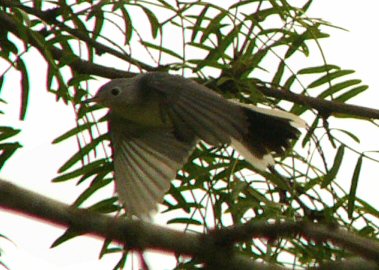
xmin=88 ymin=72 xmax=304 ymax=218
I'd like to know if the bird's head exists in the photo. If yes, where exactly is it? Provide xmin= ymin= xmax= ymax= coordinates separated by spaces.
xmin=84 ymin=77 xmax=141 ymax=108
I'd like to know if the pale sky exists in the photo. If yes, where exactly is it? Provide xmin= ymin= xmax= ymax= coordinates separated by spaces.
xmin=1 ymin=1 xmax=379 ymax=269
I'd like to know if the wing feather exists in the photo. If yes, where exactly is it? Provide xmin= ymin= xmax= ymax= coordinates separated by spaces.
xmin=111 ymin=121 xmax=197 ymax=218
xmin=141 ymin=73 xmax=247 ymax=145
xmin=123 ymin=141 xmax=169 ymax=196
xmin=177 ymin=96 xmax=243 ymax=140
xmin=181 ymin=89 xmax=245 ymax=130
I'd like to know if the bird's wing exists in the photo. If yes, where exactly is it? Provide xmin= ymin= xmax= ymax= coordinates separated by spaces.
xmin=110 ymin=117 xmax=197 ymax=218
xmin=138 ymin=72 xmax=247 ymax=146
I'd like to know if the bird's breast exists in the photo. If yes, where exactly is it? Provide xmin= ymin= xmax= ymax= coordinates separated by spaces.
xmin=114 ymin=101 xmax=172 ymax=128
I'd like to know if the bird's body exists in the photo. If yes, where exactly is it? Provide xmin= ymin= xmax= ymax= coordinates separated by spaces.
xmin=90 ymin=72 xmax=304 ymax=218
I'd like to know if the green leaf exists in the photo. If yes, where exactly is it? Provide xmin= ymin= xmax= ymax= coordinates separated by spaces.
xmin=318 ymin=79 xmax=361 ymax=99
xmin=191 ymin=4 xmax=210 ymax=41
xmin=73 ymin=177 xmax=113 ymax=207
xmin=335 ymin=85 xmax=368 ymax=102
xmin=120 ymin=7 xmax=133 ymax=44
xmin=285 ymin=32 xmax=307 ymax=58
xmin=358 ymin=225 xmax=375 ymax=237
xmin=302 ymin=116 xmax=319 ymax=147
xmin=17 ymin=59 xmax=30 ymax=120
xmin=53 ymin=122 xmax=95 ymax=144
xmin=272 ymin=60 xmax=285 ymax=86
xmin=52 ymin=158 xmax=109 ymax=182
xmin=0 ymin=142 xmax=22 ymax=169
xmin=333 ymin=128 xmax=360 ymax=144
xmin=230 ymin=0 xmax=264 ymax=9
xmin=302 ymin=0 xmax=313 ymax=12
xmin=298 ymin=64 xmax=339 ymax=74
xmin=0 ymin=127 xmax=21 ymax=141
xmin=254 ymin=7 xmax=281 ymax=22
xmin=70 ymin=10 xmax=89 ymax=37
xmin=347 ymin=155 xmax=362 ymax=218
xmin=139 ymin=5 xmax=160 ymax=38
xmin=167 ymin=217 xmax=202 ymax=225
xmin=283 ymin=74 xmax=296 ymax=90
xmin=262 ymin=172 xmax=289 ymax=191
xmin=58 ymin=134 xmax=107 ymax=173
xmin=321 ymin=145 xmax=344 ymax=188
xmin=0 ymin=75 xmax=4 ymax=93
xmin=93 ymin=11 xmax=104 ymax=39
xmin=140 ymin=41 xmax=183 ymax=60
xmin=356 ymin=198 xmax=379 ymax=219
xmin=51 ymin=228 xmax=82 ymax=248
xmin=196 ymin=23 xmax=241 ymax=71
xmin=168 ymin=185 xmax=191 ymax=213
xmin=200 ymin=10 xmax=227 ymax=43
xmin=155 ymin=0 xmax=175 ymax=10
xmin=308 ymin=70 xmax=355 ymax=89
xmin=87 ymin=197 xmax=119 ymax=213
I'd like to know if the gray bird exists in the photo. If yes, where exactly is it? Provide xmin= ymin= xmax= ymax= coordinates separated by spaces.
xmin=88 ymin=72 xmax=304 ymax=218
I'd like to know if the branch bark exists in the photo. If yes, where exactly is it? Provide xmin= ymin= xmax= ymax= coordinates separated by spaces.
xmin=0 ymin=179 xmax=284 ymax=270
xmin=257 ymin=85 xmax=379 ymax=119
xmin=0 ymin=179 xmax=378 ymax=269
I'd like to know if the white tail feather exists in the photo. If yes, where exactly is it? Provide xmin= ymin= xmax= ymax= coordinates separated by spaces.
xmin=229 ymin=99 xmax=306 ymax=128
xmin=231 ymin=137 xmax=274 ymax=170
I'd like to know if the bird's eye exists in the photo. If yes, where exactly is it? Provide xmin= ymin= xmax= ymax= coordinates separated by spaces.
xmin=110 ymin=87 xmax=121 ymax=96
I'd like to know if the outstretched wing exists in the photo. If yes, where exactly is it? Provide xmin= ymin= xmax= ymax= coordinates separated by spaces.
xmin=138 ymin=72 xmax=248 ymax=146
xmin=110 ymin=116 xmax=197 ymax=218
xmin=137 ymin=73 xmax=303 ymax=170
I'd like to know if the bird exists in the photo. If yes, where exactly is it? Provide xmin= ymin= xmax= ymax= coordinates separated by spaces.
xmin=87 ymin=72 xmax=304 ymax=218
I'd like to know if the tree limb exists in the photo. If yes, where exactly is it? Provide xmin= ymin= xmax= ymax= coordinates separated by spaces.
xmin=0 ymin=179 xmax=378 ymax=269
xmin=257 ymin=85 xmax=379 ymax=119
xmin=314 ymin=258 xmax=379 ymax=270
xmin=1 ymin=10 xmax=379 ymax=120
xmin=213 ymin=218 xmax=379 ymax=264
xmin=0 ymin=179 xmax=284 ymax=270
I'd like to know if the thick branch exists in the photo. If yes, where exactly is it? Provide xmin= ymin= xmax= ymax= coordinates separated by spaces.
xmin=0 ymin=179 xmax=378 ymax=269
xmin=315 ymin=258 xmax=379 ymax=270
xmin=213 ymin=218 xmax=379 ymax=264
xmin=1 ymin=8 xmax=379 ymax=121
xmin=0 ymin=179 xmax=283 ymax=270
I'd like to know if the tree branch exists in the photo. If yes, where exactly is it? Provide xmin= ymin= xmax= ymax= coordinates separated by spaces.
xmin=0 ymin=0 xmax=154 ymax=71
xmin=257 ymin=85 xmax=379 ymax=119
xmin=0 ymin=11 xmax=131 ymax=79
xmin=0 ymin=179 xmax=378 ymax=269
xmin=0 ymin=179 xmax=284 ymax=270
xmin=1 ymin=7 xmax=379 ymax=121
xmin=314 ymin=258 xmax=379 ymax=270
xmin=213 ymin=218 xmax=379 ymax=264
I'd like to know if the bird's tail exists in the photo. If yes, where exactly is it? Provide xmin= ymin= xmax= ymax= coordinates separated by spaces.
xmin=231 ymin=104 xmax=305 ymax=170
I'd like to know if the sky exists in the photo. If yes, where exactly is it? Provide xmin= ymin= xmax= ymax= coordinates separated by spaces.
xmin=1 ymin=1 xmax=379 ymax=269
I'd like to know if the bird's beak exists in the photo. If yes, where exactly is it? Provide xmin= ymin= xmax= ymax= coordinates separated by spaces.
xmin=83 ymin=96 xmax=101 ymax=104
